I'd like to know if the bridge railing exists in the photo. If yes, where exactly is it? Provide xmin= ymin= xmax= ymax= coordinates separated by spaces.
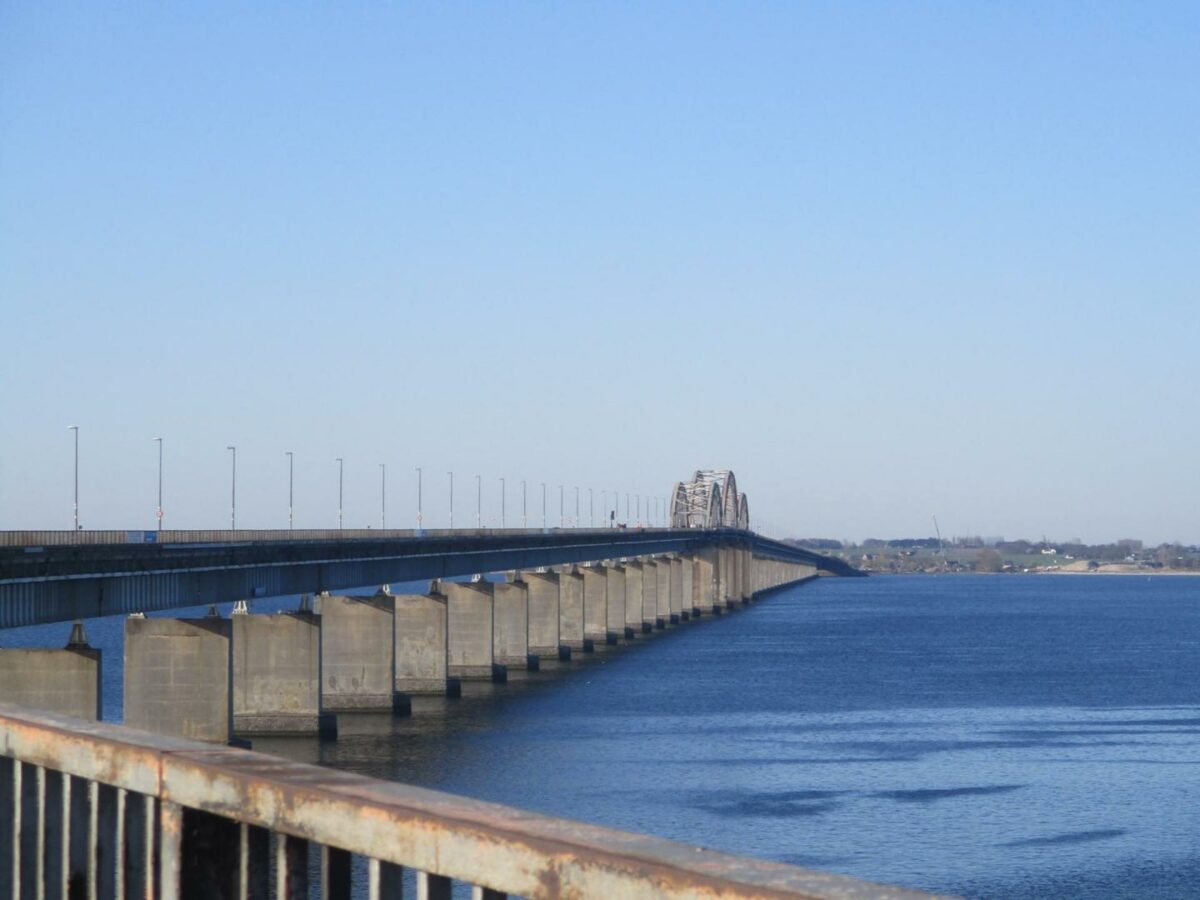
xmin=0 ymin=527 xmax=672 ymax=548
xmin=0 ymin=705 xmax=931 ymax=899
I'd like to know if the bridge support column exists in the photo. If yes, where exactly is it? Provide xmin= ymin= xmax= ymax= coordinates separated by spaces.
xmin=693 ymin=551 xmax=719 ymax=615
xmin=718 ymin=548 xmax=738 ymax=609
xmin=394 ymin=583 xmax=459 ymax=695
xmin=734 ymin=549 xmax=744 ymax=607
xmin=494 ymin=577 xmax=537 ymax=671
xmin=318 ymin=593 xmax=407 ymax=714
xmin=604 ymin=562 xmax=631 ymax=640
xmin=232 ymin=612 xmax=336 ymax=739
xmin=581 ymin=564 xmax=615 ymax=645
xmin=446 ymin=581 xmax=506 ymax=682
xmin=654 ymin=556 xmax=674 ymax=625
xmin=125 ymin=617 xmax=234 ymax=743
xmin=623 ymin=560 xmax=650 ymax=634
xmin=558 ymin=565 xmax=590 ymax=652
xmin=641 ymin=559 xmax=662 ymax=629
xmin=669 ymin=557 xmax=686 ymax=622
xmin=0 ymin=633 xmax=101 ymax=720
xmin=522 ymin=571 xmax=562 ymax=662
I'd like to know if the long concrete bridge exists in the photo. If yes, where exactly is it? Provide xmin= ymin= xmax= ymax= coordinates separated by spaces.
xmin=0 ymin=470 xmax=923 ymax=899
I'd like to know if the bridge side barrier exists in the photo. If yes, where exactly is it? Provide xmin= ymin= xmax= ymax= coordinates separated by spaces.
xmin=0 ymin=705 xmax=936 ymax=899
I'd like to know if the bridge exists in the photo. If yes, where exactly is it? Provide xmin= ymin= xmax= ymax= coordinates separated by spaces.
xmin=0 ymin=470 xmax=915 ymax=899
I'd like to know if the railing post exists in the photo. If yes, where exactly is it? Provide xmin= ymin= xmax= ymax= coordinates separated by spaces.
xmin=0 ymin=757 xmax=17 ymax=899
xmin=238 ymin=823 xmax=270 ymax=900
xmin=321 ymin=845 xmax=352 ymax=900
xmin=124 ymin=793 xmax=155 ymax=900
xmin=417 ymin=872 xmax=452 ymax=900
xmin=367 ymin=859 xmax=404 ymax=900
xmin=158 ymin=801 xmax=182 ymax=900
xmin=276 ymin=834 xmax=309 ymax=900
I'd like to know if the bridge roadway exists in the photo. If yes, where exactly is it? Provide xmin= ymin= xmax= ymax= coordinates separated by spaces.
xmin=0 ymin=526 xmax=855 ymax=629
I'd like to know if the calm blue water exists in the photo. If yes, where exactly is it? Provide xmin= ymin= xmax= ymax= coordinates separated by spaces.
xmin=7 ymin=575 xmax=1200 ymax=897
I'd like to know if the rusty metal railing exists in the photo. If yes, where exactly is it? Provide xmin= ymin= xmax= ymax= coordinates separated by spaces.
xmin=0 ymin=705 xmax=938 ymax=899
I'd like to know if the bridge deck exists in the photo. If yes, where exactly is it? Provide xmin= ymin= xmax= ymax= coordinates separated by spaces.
xmin=0 ymin=528 xmax=856 ymax=629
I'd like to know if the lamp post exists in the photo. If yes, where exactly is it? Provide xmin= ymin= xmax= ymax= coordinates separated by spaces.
xmin=448 ymin=472 xmax=454 ymax=529
xmin=475 ymin=474 xmax=481 ymax=528
xmin=522 ymin=480 xmax=527 ymax=528
xmin=574 ymin=486 xmax=579 ymax=528
xmin=335 ymin=458 xmax=344 ymax=530
xmin=559 ymin=485 xmax=564 ymax=527
xmin=226 ymin=445 xmax=236 ymax=530
xmin=379 ymin=463 xmax=386 ymax=529
xmin=285 ymin=451 xmax=294 ymax=530
xmin=541 ymin=482 xmax=546 ymax=529
xmin=153 ymin=437 xmax=163 ymax=530
xmin=415 ymin=467 xmax=422 ymax=529
xmin=500 ymin=477 xmax=506 ymax=528
xmin=589 ymin=488 xmax=593 ymax=528
xmin=626 ymin=493 xmax=629 ymax=521
xmin=68 ymin=426 xmax=79 ymax=531
xmin=636 ymin=494 xmax=640 ymax=525
xmin=602 ymin=490 xmax=607 ymax=527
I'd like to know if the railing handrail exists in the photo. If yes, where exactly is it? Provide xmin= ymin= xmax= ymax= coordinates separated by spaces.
xmin=0 ymin=704 xmax=937 ymax=899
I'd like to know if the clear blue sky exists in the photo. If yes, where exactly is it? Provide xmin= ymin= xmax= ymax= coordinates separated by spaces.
xmin=2 ymin=3 xmax=1196 ymax=544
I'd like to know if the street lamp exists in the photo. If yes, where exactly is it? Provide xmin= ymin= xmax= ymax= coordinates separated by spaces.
xmin=475 ymin=475 xmax=481 ymax=528
xmin=68 ymin=426 xmax=79 ymax=531
xmin=335 ymin=458 xmax=344 ymax=529
xmin=574 ymin=486 xmax=579 ymax=528
xmin=415 ymin=467 xmax=422 ymax=529
xmin=522 ymin=480 xmax=527 ymax=528
xmin=589 ymin=488 xmax=594 ymax=528
xmin=636 ymin=494 xmax=640 ymax=525
xmin=559 ymin=485 xmax=564 ymax=527
xmin=500 ymin=477 xmax=506 ymax=528
xmin=226 ymin=446 xmax=237 ymax=530
xmin=285 ymin=451 xmax=294 ymax=530
xmin=447 ymin=472 xmax=454 ymax=529
xmin=153 ymin=437 xmax=163 ymax=530
xmin=541 ymin=482 xmax=546 ymax=529
xmin=379 ymin=463 xmax=387 ymax=529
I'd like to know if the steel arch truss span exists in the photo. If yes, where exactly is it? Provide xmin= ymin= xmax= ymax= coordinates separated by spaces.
xmin=669 ymin=469 xmax=748 ymax=530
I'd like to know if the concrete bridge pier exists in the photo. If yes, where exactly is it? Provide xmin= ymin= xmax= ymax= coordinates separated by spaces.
xmin=580 ymin=564 xmax=616 ymax=646
xmin=715 ymin=548 xmax=735 ymax=610
xmin=494 ymin=577 xmax=538 ymax=672
xmin=654 ymin=557 xmax=673 ymax=626
xmin=604 ymin=562 xmax=633 ymax=640
xmin=318 ymin=593 xmax=408 ymax=714
xmin=232 ymin=611 xmax=337 ymax=739
xmin=523 ymin=571 xmax=564 ymax=662
xmin=729 ymin=549 xmax=748 ymax=607
xmin=125 ymin=616 xmax=235 ymax=743
xmin=447 ymin=581 xmax=507 ymax=683
xmin=642 ymin=559 xmax=662 ymax=630
xmin=624 ymin=560 xmax=650 ymax=634
xmin=693 ymin=551 xmax=721 ymax=615
xmin=673 ymin=556 xmax=692 ymax=621
xmin=0 ymin=623 xmax=101 ymax=720
xmin=522 ymin=570 xmax=565 ymax=662
xmin=558 ymin=565 xmax=592 ymax=653
xmin=394 ymin=582 xmax=461 ymax=696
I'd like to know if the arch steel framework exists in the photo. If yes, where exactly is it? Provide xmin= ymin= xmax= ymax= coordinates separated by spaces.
xmin=669 ymin=469 xmax=750 ymax=530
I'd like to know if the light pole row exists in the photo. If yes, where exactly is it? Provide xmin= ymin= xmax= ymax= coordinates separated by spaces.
xmin=60 ymin=428 xmax=670 ymax=531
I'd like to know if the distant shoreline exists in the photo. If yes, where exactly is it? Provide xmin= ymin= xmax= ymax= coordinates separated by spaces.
xmin=862 ymin=568 xmax=1200 ymax=577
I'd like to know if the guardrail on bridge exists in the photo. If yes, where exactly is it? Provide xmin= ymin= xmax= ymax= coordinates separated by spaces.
xmin=0 ymin=704 xmax=935 ymax=899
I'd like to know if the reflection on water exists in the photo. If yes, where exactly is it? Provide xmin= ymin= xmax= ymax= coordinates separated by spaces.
xmin=5 ymin=574 xmax=1200 ymax=898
